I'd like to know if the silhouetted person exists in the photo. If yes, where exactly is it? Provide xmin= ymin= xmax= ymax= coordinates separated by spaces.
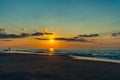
xmin=8 ymin=47 xmax=11 ymax=51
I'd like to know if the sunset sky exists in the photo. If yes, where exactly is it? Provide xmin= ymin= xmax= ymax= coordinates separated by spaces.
xmin=0 ymin=0 xmax=120 ymax=49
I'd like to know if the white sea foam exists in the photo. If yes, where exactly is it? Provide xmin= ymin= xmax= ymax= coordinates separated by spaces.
xmin=1 ymin=51 xmax=32 ymax=54
xmin=71 ymin=56 xmax=120 ymax=64
xmin=0 ymin=50 xmax=48 ymax=55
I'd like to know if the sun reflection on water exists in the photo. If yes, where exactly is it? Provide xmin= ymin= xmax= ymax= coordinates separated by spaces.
xmin=48 ymin=48 xmax=55 ymax=55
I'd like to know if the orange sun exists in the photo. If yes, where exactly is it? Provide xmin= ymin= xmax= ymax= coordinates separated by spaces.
xmin=50 ymin=39 xmax=54 ymax=43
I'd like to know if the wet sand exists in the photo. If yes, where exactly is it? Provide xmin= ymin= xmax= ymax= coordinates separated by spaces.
xmin=0 ymin=53 xmax=120 ymax=80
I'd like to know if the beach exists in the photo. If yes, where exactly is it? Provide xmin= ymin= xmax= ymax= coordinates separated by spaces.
xmin=0 ymin=52 xmax=120 ymax=80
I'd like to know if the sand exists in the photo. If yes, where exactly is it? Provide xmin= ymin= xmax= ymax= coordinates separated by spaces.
xmin=0 ymin=52 xmax=120 ymax=80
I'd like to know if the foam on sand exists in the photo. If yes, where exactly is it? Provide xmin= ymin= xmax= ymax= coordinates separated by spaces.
xmin=0 ymin=51 xmax=32 ymax=54
xmin=0 ymin=50 xmax=53 ymax=55
xmin=71 ymin=56 xmax=120 ymax=64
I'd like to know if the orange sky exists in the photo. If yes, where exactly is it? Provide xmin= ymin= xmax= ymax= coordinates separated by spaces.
xmin=0 ymin=36 xmax=120 ymax=49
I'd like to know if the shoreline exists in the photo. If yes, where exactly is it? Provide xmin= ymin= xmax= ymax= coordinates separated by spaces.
xmin=1 ymin=51 xmax=120 ymax=64
xmin=71 ymin=56 xmax=120 ymax=64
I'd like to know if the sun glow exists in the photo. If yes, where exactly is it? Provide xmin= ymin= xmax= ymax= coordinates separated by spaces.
xmin=50 ymin=39 xmax=54 ymax=43
xmin=49 ymin=34 xmax=55 ymax=44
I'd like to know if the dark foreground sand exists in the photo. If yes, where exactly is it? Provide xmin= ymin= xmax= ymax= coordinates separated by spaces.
xmin=0 ymin=53 xmax=120 ymax=80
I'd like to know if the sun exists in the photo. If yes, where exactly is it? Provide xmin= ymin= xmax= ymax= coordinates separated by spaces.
xmin=50 ymin=39 xmax=54 ymax=43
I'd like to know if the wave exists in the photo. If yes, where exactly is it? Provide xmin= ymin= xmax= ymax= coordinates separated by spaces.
xmin=70 ymin=56 xmax=120 ymax=64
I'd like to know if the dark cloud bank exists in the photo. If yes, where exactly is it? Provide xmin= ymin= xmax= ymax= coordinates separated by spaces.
xmin=0 ymin=30 xmax=53 ymax=38
xmin=79 ymin=34 xmax=99 ymax=37
xmin=0 ymin=28 xmax=120 ymax=42
xmin=111 ymin=32 xmax=120 ymax=37
xmin=34 ymin=33 xmax=100 ymax=42
xmin=35 ymin=37 xmax=90 ymax=42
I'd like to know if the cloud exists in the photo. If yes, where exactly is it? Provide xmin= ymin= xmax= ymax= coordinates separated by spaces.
xmin=0 ymin=28 xmax=54 ymax=39
xmin=44 ymin=32 xmax=54 ymax=35
xmin=55 ymin=38 xmax=89 ymax=42
xmin=31 ymin=32 xmax=44 ymax=36
xmin=111 ymin=32 xmax=120 ymax=37
xmin=0 ymin=33 xmax=30 ymax=38
xmin=35 ymin=37 xmax=91 ymax=42
xmin=20 ymin=33 xmax=30 ymax=37
xmin=0 ymin=29 xmax=105 ymax=43
xmin=79 ymin=34 xmax=99 ymax=37
xmin=0 ymin=32 xmax=53 ymax=38
xmin=31 ymin=32 xmax=53 ymax=36
xmin=34 ymin=38 xmax=48 ymax=40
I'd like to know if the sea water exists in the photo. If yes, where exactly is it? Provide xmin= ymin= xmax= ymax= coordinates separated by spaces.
xmin=14 ymin=49 xmax=120 ymax=60
xmin=1 ymin=48 xmax=120 ymax=63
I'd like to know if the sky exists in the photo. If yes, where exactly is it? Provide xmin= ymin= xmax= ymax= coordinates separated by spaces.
xmin=0 ymin=0 xmax=120 ymax=49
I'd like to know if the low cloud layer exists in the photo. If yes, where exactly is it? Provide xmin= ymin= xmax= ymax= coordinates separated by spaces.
xmin=111 ymin=32 xmax=120 ymax=37
xmin=0 ymin=29 xmax=105 ymax=42
xmin=0 ymin=33 xmax=30 ymax=38
xmin=0 ymin=28 xmax=120 ymax=43
xmin=79 ymin=34 xmax=99 ymax=37
xmin=55 ymin=38 xmax=89 ymax=42
xmin=0 ymin=28 xmax=54 ymax=38
xmin=35 ymin=37 xmax=91 ymax=42
xmin=31 ymin=32 xmax=53 ymax=36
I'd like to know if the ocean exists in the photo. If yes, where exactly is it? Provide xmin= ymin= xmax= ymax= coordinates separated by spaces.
xmin=14 ymin=49 xmax=120 ymax=60
xmin=0 ymin=48 xmax=120 ymax=63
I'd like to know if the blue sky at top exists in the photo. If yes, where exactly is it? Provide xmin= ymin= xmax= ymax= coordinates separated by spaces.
xmin=0 ymin=0 xmax=120 ymax=36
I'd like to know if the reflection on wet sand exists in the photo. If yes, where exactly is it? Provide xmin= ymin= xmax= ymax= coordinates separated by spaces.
xmin=48 ymin=48 xmax=54 ymax=55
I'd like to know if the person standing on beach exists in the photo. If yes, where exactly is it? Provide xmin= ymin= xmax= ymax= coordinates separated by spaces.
xmin=8 ymin=47 xmax=11 ymax=51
